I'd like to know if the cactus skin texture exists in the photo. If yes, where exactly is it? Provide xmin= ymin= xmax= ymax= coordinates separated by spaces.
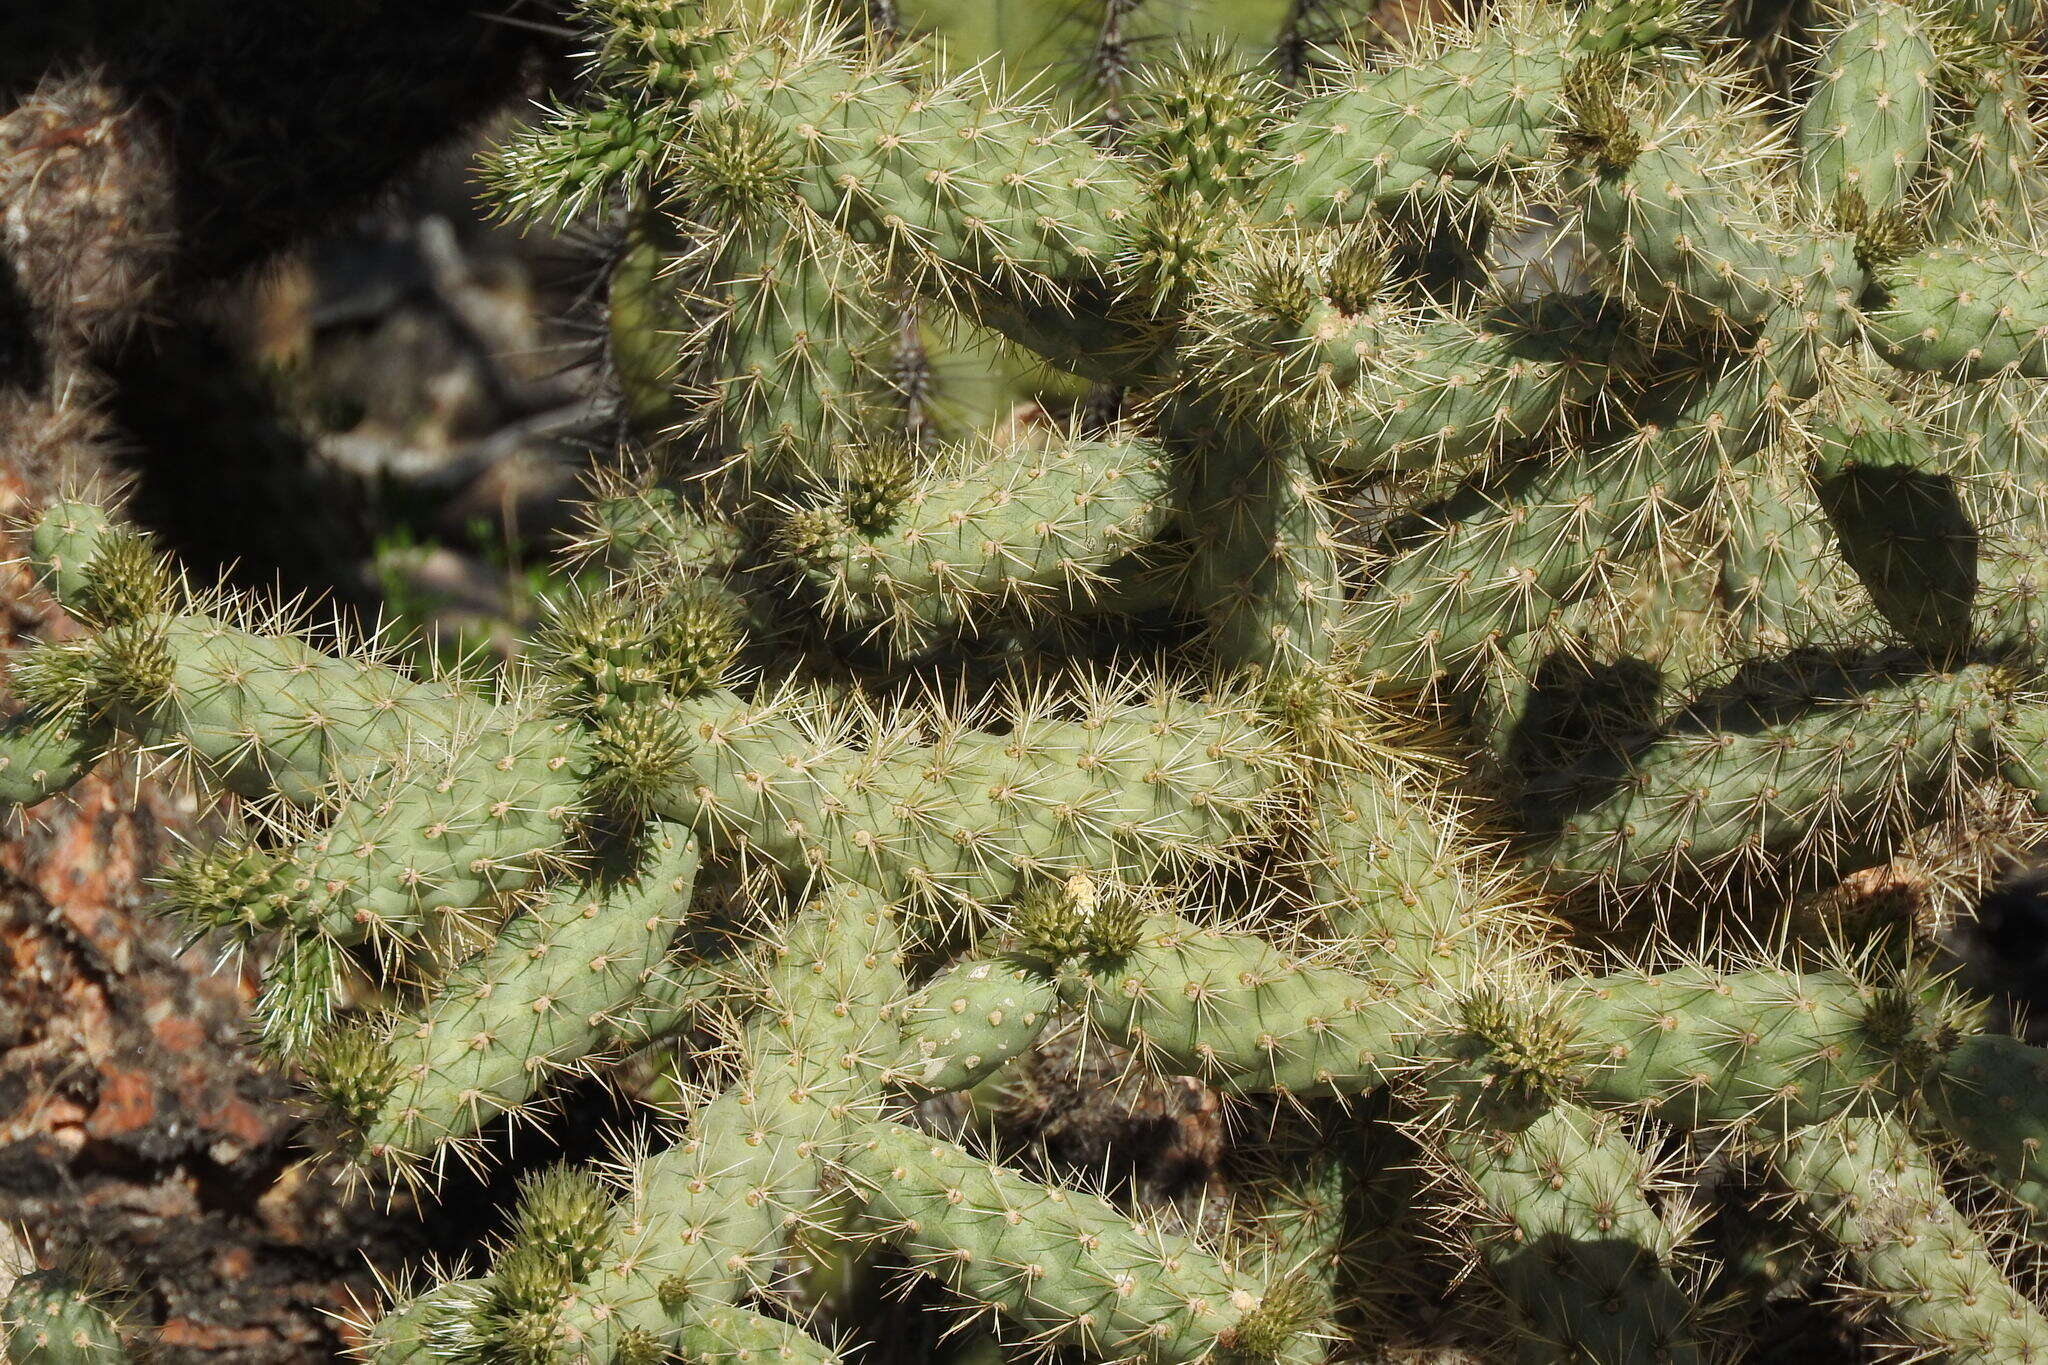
xmin=0 ymin=710 xmax=106 ymax=808
xmin=1425 ymin=1077 xmax=1705 ymax=1365
xmin=1519 ymin=657 xmax=2009 ymax=894
xmin=1929 ymin=1033 xmax=2048 ymax=1231
xmin=781 ymin=434 xmax=1173 ymax=651
xmin=1872 ymin=245 xmax=2048 ymax=381
xmin=36 ymin=0 xmax=2048 ymax=1361
xmin=842 ymin=1120 xmax=1322 ymax=1365
xmin=1561 ymin=967 xmax=1925 ymax=1133
xmin=1 ymin=1272 xmax=125 ymax=1365
xmin=671 ymin=1303 xmax=840 ymax=1364
xmin=1779 ymin=1117 xmax=2048 ymax=1362
xmin=309 ymin=825 xmax=700 ymax=1176
xmin=892 ymin=956 xmax=1057 ymax=1094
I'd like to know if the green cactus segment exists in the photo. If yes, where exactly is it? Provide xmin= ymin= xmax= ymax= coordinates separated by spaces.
xmin=1248 ymin=1127 xmax=1356 ymax=1308
xmin=510 ymin=1117 xmax=779 ymax=1362
xmin=1430 ymin=1092 xmax=1704 ymax=1365
xmin=716 ymin=879 xmax=905 ymax=1283
xmin=1930 ymin=1032 xmax=2048 ymax=1227
xmin=682 ymin=24 xmax=1144 ymax=317
xmin=610 ymin=207 xmax=694 ymax=444
xmin=1779 ymin=1116 xmax=2048 ymax=1362
xmin=1 ymin=1272 xmax=124 ymax=1365
xmin=1060 ymin=916 xmax=1408 ymax=1097
xmin=1572 ymin=0 xmax=1696 ymax=52
xmin=27 ymin=501 xmax=116 ymax=616
xmin=629 ymin=882 xmax=902 ymax=1342
xmin=26 ymin=611 xmax=468 ymax=807
xmin=1331 ymin=298 xmax=1618 ymax=474
xmin=1931 ymin=381 xmax=2048 ymax=650
xmin=1949 ymin=0 xmax=2045 ymax=40
xmin=1353 ymin=347 xmax=1780 ymax=690
xmin=1520 ymin=659 xmax=2005 ymax=892
xmin=688 ymin=217 xmax=901 ymax=485
xmin=1304 ymin=772 xmax=1493 ymax=994
xmin=270 ymin=709 xmax=587 ymax=954
xmin=1872 ymin=244 xmax=2048 ymax=381
xmin=573 ymin=487 xmax=748 ymax=579
xmin=1579 ymin=108 xmax=1859 ymax=333
xmin=1997 ymin=691 xmax=2048 ymax=812
xmin=633 ymin=686 xmax=1280 ymax=906
xmin=742 ymin=879 xmax=904 ymax=1134
xmin=505 ymin=886 xmax=904 ymax=1361
xmin=1717 ymin=460 xmax=1844 ymax=649
xmin=17 ymin=503 xmax=479 ymax=807
xmin=1260 ymin=6 xmax=1572 ymax=224
xmin=0 ymin=709 xmax=102 ymax=807
xmin=844 ymin=1119 xmax=1319 ymax=1364
xmin=1809 ymin=394 xmax=1977 ymax=656
xmin=358 ymin=1280 xmax=487 ymax=1365
xmin=1794 ymin=1 xmax=1936 ymax=210
xmin=1175 ymin=428 xmax=1343 ymax=678
xmin=322 ymin=826 xmax=699 ymax=1172
xmin=1930 ymin=59 xmax=2046 ymax=242
xmin=673 ymin=1303 xmax=840 ymax=1365
xmin=1564 ymin=967 xmax=1915 ymax=1132
xmin=783 ymin=435 xmax=1173 ymax=649
xmin=893 ymin=957 xmax=1058 ymax=1094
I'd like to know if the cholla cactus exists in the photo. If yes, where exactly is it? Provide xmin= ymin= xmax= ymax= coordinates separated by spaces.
xmin=2 ymin=1263 xmax=130 ymax=1365
xmin=23 ymin=0 xmax=2048 ymax=1360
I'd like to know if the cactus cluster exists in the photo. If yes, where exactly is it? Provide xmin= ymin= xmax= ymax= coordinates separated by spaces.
xmin=21 ymin=0 xmax=2048 ymax=1360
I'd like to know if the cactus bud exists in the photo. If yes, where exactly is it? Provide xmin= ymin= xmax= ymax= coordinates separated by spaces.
xmin=842 ymin=441 xmax=915 ymax=534
xmin=1453 ymin=988 xmax=1587 ymax=1108
xmin=71 ymin=528 xmax=172 ymax=630
xmin=158 ymin=841 xmax=285 ymax=935
xmin=681 ymin=103 xmax=803 ymax=226
xmin=11 ymin=641 xmax=98 ymax=721
xmin=585 ymin=702 xmax=695 ymax=815
xmin=1241 ymin=252 xmax=1321 ymax=334
xmin=1557 ymin=56 xmax=1641 ymax=175
xmin=81 ymin=624 xmax=175 ymax=717
xmin=1220 ymin=1273 xmax=1324 ymax=1361
xmin=650 ymin=582 xmax=743 ymax=696
xmin=538 ymin=588 xmax=668 ymax=713
xmin=1010 ymin=872 xmax=1144 ymax=973
xmin=615 ymin=1327 xmax=667 ymax=1365
xmin=300 ymin=1023 xmax=401 ymax=1150
xmin=1323 ymin=225 xmax=1387 ymax=318
xmin=511 ymin=1166 xmax=617 ymax=1285
xmin=1834 ymin=187 xmax=1925 ymax=274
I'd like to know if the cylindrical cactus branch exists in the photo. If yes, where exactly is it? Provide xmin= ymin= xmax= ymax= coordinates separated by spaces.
xmin=1794 ymin=0 xmax=1938 ymax=212
xmin=593 ymin=680 xmax=1286 ymax=910
xmin=1517 ymin=655 xmax=2015 ymax=897
xmin=775 ymin=432 xmax=1175 ymax=652
xmin=301 ymin=824 xmax=703 ymax=1180
xmin=1777 ymin=1116 xmax=2048 ymax=1362
xmin=840 ymin=1119 xmax=1326 ymax=1364
xmin=15 ymin=504 xmax=473 ymax=806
